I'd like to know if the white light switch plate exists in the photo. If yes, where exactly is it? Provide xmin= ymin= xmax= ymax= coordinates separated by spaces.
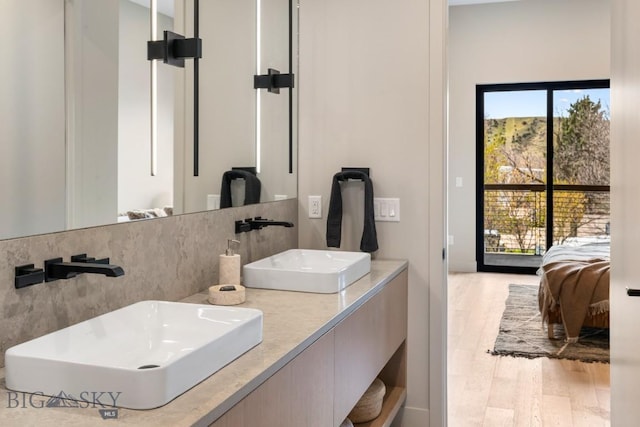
xmin=374 ymin=198 xmax=400 ymax=222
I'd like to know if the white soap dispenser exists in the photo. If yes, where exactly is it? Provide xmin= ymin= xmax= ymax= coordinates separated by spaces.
xmin=219 ymin=239 xmax=241 ymax=286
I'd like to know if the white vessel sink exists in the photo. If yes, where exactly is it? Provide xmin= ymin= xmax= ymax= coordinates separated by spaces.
xmin=4 ymin=301 xmax=263 ymax=409
xmin=243 ymin=249 xmax=371 ymax=293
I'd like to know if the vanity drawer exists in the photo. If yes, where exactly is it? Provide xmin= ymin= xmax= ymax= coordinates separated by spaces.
xmin=210 ymin=330 xmax=334 ymax=427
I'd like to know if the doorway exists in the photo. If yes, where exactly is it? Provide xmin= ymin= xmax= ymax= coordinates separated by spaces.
xmin=447 ymin=0 xmax=613 ymax=425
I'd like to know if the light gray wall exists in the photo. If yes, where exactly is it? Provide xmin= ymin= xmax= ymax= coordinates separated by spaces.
xmin=118 ymin=0 xmax=175 ymax=213
xmin=0 ymin=1 xmax=66 ymax=239
xmin=448 ymin=0 xmax=611 ymax=272
xmin=297 ymin=0 xmax=447 ymax=424
xmin=66 ymin=1 xmax=119 ymax=229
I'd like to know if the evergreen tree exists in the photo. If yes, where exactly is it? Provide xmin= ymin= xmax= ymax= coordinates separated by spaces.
xmin=554 ymin=96 xmax=610 ymax=185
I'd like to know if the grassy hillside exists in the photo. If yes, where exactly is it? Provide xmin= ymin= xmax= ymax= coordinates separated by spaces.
xmin=484 ymin=116 xmax=558 ymax=171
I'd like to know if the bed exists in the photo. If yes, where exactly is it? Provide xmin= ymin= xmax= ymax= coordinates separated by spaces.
xmin=118 ymin=207 xmax=174 ymax=222
xmin=537 ymin=238 xmax=610 ymax=342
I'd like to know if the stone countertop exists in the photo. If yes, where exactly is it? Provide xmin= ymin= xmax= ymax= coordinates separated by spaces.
xmin=0 ymin=259 xmax=408 ymax=427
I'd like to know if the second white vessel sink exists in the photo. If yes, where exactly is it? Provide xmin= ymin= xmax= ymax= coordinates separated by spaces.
xmin=4 ymin=301 xmax=263 ymax=409
xmin=243 ymin=249 xmax=371 ymax=293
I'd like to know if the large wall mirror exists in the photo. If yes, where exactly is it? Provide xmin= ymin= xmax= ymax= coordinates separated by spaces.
xmin=0 ymin=0 xmax=297 ymax=241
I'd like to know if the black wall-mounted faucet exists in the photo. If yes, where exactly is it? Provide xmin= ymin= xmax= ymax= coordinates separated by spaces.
xmin=44 ymin=256 xmax=125 ymax=282
xmin=15 ymin=254 xmax=125 ymax=288
xmin=235 ymin=217 xmax=294 ymax=233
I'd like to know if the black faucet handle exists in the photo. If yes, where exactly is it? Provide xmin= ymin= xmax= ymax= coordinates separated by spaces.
xmin=15 ymin=264 xmax=45 ymax=289
xmin=235 ymin=220 xmax=251 ymax=234
xmin=71 ymin=254 xmax=96 ymax=263
xmin=71 ymin=253 xmax=110 ymax=264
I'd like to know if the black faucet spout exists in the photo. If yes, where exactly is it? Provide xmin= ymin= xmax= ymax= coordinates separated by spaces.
xmin=248 ymin=218 xmax=294 ymax=230
xmin=45 ymin=258 xmax=125 ymax=282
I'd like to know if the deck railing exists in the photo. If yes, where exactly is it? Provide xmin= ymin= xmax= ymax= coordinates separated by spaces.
xmin=483 ymin=184 xmax=610 ymax=254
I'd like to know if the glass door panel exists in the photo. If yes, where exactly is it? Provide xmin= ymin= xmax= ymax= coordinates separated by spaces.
xmin=552 ymin=88 xmax=610 ymax=246
xmin=481 ymin=89 xmax=547 ymax=270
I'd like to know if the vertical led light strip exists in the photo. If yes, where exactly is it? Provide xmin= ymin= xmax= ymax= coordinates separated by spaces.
xmin=193 ymin=0 xmax=200 ymax=176
xmin=288 ymin=0 xmax=293 ymax=174
xmin=255 ymin=0 xmax=262 ymax=173
xmin=150 ymin=0 xmax=158 ymax=176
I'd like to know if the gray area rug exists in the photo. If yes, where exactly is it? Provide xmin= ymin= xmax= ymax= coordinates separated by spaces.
xmin=490 ymin=284 xmax=609 ymax=363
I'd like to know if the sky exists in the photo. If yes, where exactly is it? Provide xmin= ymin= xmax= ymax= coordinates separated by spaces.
xmin=484 ymin=88 xmax=610 ymax=119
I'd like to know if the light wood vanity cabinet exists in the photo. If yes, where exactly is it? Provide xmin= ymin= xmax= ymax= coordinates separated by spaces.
xmin=334 ymin=268 xmax=408 ymax=426
xmin=211 ymin=269 xmax=408 ymax=427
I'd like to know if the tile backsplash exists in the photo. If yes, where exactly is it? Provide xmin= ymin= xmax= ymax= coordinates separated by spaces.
xmin=0 ymin=200 xmax=297 ymax=368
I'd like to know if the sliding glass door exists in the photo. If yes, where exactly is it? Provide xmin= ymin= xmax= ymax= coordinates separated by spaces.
xmin=476 ymin=81 xmax=610 ymax=273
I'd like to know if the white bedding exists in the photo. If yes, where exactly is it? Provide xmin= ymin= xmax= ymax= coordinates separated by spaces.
xmin=538 ymin=238 xmax=610 ymax=274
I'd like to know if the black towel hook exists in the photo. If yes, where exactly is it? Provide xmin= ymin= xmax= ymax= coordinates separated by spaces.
xmin=341 ymin=167 xmax=370 ymax=179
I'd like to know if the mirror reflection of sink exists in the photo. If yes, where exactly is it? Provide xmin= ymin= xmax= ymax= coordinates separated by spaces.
xmin=4 ymin=301 xmax=262 ymax=409
xmin=243 ymin=249 xmax=371 ymax=294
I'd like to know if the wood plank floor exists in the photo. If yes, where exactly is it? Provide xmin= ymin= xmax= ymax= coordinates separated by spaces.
xmin=447 ymin=272 xmax=610 ymax=427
